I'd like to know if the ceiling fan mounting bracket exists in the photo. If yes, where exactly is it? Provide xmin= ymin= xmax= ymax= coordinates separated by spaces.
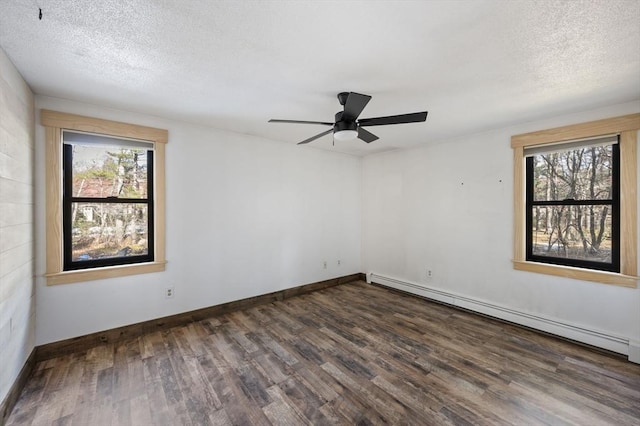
xmin=337 ymin=92 xmax=350 ymax=106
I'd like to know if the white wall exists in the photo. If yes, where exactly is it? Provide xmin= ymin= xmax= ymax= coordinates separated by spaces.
xmin=0 ymin=47 xmax=36 ymax=405
xmin=363 ymin=101 xmax=640 ymax=359
xmin=30 ymin=93 xmax=640 ymax=359
xmin=34 ymin=96 xmax=362 ymax=345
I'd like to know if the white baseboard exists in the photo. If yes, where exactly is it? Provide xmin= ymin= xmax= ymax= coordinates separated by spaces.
xmin=629 ymin=340 xmax=640 ymax=364
xmin=368 ymin=273 xmax=636 ymax=363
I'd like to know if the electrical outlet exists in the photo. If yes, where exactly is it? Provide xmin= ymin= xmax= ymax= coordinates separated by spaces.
xmin=337 ymin=260 xmax=341 ymax=266
xmin=426 ymin=268 xmax=433 ymax=282
xmin=165 ymin=287 xmax=174 ymax=298
xmin=323 ymin=261 xmax=327 ymax=269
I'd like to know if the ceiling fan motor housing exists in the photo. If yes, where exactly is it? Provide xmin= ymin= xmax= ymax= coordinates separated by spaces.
xmin=334 ymin=112 xmax=357 ymax=132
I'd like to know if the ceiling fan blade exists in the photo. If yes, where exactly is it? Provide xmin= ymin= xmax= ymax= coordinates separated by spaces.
xmin=297 ymin=128 xmax=333 ymax=145
xmin=358 ymin=111 xmax=428 ymax=127
xmin=342 ymin=92 xmax=372 ymax=121
xmin=358 ymin=127 xmax=379 ymax=143
xmin=269 ymin=119 xmax=333 ymax=126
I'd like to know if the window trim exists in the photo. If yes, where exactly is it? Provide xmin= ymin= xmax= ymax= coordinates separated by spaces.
xmin=511 ymin=113 xmax=639 ymax=288
xmin=41 ymin=109 xmax=167 ymax=285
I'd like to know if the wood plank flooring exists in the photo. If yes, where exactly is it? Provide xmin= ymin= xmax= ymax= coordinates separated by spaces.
xmin=7 ymin=281 xmax=640 ymax=425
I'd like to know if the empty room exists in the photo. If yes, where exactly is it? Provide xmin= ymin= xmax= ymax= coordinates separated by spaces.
xmin=1 ymin=0 xmax=639 ymax=425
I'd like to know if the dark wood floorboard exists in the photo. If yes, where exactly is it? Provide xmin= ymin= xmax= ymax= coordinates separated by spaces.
xmin=7 ymin=281 xmax=640 ymax=425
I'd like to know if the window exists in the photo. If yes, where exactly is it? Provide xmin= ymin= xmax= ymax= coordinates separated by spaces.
xmin=63 ymin=131 xmax=155 ymax=270
xmin=511 ymin=113 xmax=639 ymax=288
xmin=525 ymin=136 xmax=619 ymax=272
xmin=42 ymin=110 xmax=167 ymax=285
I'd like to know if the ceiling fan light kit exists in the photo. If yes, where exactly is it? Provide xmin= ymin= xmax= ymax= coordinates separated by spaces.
xmin=333 ymin=118 xmax=358 ymax=141
xmin=269 ymin=92 xmax=428 ymax=145
xmin=334 ymin=130 xmax=358 ymax=141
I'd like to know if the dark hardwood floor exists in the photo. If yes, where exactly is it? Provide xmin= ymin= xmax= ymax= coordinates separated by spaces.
xmin=7 ymin=281 xmax=640 ymax=425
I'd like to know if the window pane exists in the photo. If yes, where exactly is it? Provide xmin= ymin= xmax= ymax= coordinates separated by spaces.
xmin=71 ymin=202 xmax=149 ymax=262
xmin=532 ymin=145 xmax=613 ymax=202
xmin=531 ymin=204 xmax=612 ymax=263
xmin=69 ymin=144 xmax=149 ymax=198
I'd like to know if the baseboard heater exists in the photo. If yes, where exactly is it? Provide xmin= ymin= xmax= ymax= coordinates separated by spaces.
xmin=368 ymin=272 xmax=638 ymax=363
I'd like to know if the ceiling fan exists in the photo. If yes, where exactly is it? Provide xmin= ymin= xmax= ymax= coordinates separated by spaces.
xmin=269 ymin=92 xmax=428 ymax=145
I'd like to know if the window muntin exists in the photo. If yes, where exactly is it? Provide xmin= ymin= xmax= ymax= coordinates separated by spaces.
xmin=525 ymin=138 xmax=620 ymax=272
xmin=62 ymin=130 xmax=155 ymax=270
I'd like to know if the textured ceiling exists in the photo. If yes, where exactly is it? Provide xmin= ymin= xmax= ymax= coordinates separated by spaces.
xmin=1 ymin=0 xmax=639 ymax=155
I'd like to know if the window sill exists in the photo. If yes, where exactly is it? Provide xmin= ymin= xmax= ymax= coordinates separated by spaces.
xmin=512 ymin=261 xmax=638 ymax=288
xmin=45 ymin=261 xmax=167 ymax=286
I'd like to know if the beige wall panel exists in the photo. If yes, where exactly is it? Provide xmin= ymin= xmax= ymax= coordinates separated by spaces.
xmin=0 ymin=152 xmax=33 ymax=184
xmin=0 ymin=85 xmax=33 ymax=129
xmin=0 ymin=203 xmax=32 ymax=228
xmin=0 ymin=224 xmax=33 ymax=254
xmin=0 ymin=262 xmax=33 ymax=304
xmin=0 ymin=116 xmax=33 ymax=149
xmin=0 ymin=241 xmax=31 ymax=280
xmin=0 ymin=131 xmax=34 ymax=165
xmin=0 ymin=46 xmax=35 ymax=408
xmin=0 ymin=178 xmax=32 ymax=204
xmin=0 ymin=50 xmax=33 ymax=105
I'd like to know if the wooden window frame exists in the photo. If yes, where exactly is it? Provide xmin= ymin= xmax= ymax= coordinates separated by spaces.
xmin=511 ymin=113 xmax=639 ymax=288
xmin=41 ymin=110 xmax=167 ymax=285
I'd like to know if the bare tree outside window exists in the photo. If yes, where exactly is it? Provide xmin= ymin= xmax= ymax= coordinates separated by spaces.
xmin=63 ymin=132 xmax=155 ymax=270
xmin=526 ymin=141 xmax=619 ymax=272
